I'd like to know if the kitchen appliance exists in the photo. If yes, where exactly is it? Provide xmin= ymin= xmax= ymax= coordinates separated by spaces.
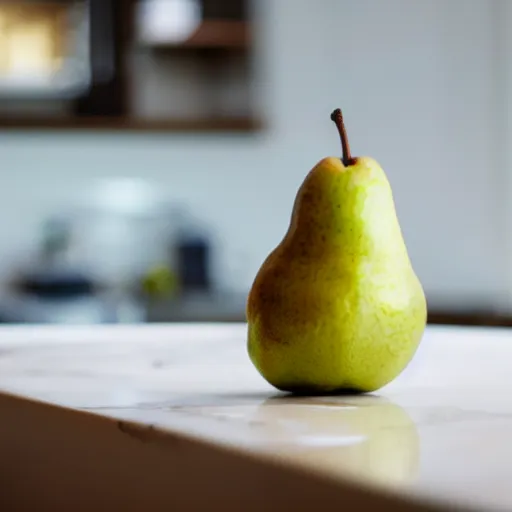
xmin=71 ymin=177 xmax=177 ymax=292
xmin=135 ymin=0 xmax=202 ymax=45
xmin=0 ymin=0 xmax=91 ymax=100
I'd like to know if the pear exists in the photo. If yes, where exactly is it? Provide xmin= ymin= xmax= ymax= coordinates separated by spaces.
xmin=246 ymin=108 xmax=427 ymax=394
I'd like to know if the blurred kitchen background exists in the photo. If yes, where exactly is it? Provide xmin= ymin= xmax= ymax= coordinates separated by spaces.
xmin=0 ymin=0 xmax=509 ymax=325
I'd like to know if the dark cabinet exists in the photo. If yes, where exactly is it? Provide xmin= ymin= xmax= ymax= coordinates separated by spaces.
xmin=0 ymin=0 xmax=260 ymax=133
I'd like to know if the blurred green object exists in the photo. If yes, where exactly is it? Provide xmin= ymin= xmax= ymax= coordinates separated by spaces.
xmin=141 ymin=264 xmax=178 ymax=298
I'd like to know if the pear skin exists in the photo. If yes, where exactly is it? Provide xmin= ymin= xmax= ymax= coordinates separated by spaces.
xmin=247 ymin=109 xmax=427 ymax=394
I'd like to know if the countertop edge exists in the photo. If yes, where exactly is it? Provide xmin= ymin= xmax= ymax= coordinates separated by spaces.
xmin=0 ymin=389 xmax=451 ymax=512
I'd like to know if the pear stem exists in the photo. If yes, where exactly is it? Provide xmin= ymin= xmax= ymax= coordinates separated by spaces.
xmin=330 ymin=108 xmax=354 ymax=166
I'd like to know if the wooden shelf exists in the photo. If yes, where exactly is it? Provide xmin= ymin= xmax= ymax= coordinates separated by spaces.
xmin=0 ymin=116 xmax=261 ymax=133
xmin=142 ymin=20 xmax=250 ymax=50
xmin=428 ymin=310 xmax=512 ymax=327
xmin=0 ymin=2 xmax=257 ymax=133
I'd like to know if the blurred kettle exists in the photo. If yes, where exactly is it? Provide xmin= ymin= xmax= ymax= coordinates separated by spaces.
xmin=70 ymin=177 xmax=176 ymax=291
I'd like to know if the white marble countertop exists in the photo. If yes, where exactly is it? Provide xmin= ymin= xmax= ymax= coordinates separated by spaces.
xmin=0 ymin=323 xmax=511 ymax=511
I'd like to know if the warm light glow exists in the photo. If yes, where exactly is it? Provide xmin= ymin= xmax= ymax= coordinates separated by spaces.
xmin=0 ymin=3 xmax=66 ymax=80
xmin=8 ymin=22 xmax=55 ymax=75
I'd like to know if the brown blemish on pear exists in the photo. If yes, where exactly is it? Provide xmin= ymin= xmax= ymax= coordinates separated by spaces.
xmin=247 ymin=112 xmax=357 ymax=349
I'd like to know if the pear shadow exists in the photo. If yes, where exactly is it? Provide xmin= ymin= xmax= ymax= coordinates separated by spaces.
xmin=258 ymin=391 xmax=389 ymax=407
xmin=275 ymin=388 xmax=374 ymax=398
xmin=161 ymin=390 xmax=384 ymax=410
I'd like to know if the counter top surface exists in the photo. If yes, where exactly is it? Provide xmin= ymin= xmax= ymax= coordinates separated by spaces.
xmin=0 ymin=323 xmax=511 ymax=511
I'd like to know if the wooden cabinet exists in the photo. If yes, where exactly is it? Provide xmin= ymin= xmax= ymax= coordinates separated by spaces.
xmin=0 ymin=0 xmax=260 ymax=133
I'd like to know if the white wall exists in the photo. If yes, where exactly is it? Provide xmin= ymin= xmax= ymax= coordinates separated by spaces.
xmin=0 ymin=0 xmax=508 ymax=311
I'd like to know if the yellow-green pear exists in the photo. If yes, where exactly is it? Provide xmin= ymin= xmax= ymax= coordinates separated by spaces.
xmin=247 ymin=108 xmax=427 ymax=394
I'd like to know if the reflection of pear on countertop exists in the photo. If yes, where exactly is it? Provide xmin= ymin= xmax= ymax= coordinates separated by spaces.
xmin=175 ymin=395 xmax=419 ymax=485
xmin=247 ymin=108 xmax=427 ymax=394
xmin=250 ymin=395 xmax=420 ymax=486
